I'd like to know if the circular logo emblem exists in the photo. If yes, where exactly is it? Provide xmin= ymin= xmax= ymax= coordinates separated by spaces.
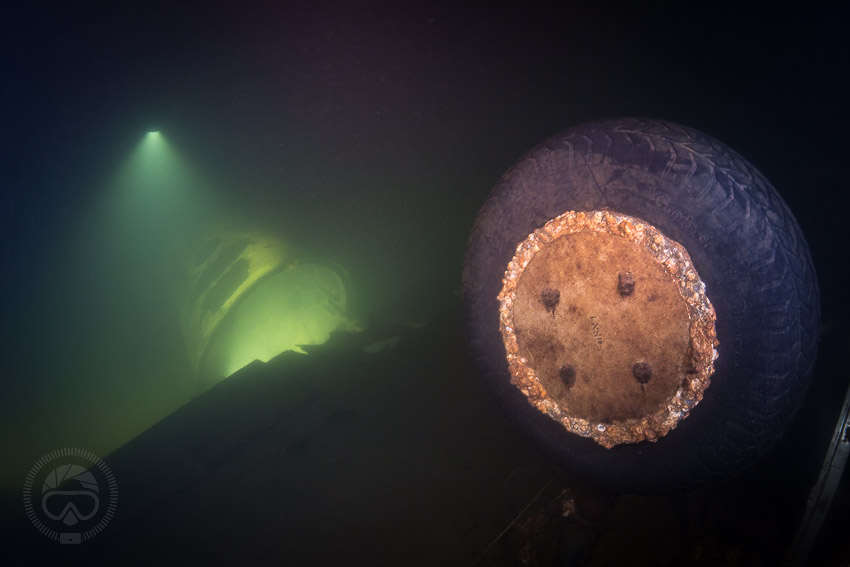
xmin=22 ymin=448 xmax=118 ymax=544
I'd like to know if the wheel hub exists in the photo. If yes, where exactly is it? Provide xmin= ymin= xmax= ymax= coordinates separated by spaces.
xmin=498 ymin=210 xmax=718 ymax=448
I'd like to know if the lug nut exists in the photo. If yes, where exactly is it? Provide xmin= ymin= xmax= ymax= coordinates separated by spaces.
xmin=559 ymin=365 xmax=576 ymax=388
xmin=632 ymin=360 xmax=652 ymax=384
xmin=618 ymin=271 xmax=635 ymax=296
xmin=541 ymin=287 xmax=560 ymax=317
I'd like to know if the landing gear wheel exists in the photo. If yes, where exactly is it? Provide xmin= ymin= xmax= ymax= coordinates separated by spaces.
xmin=463 ymin=118 xmax=820 ymax=491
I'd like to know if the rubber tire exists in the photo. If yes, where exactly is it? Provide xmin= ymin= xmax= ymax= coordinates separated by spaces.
xmin=463 ymin=118 xmax=820 ymax=492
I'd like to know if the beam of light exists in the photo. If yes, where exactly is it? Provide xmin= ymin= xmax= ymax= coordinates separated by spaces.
xmin=143 ymin=131 xmax=164 ymax=149
xmin=26 ymin=126 xmax=227 ymax=491
xmin=99 ymin=130 xmax=221 ymax=259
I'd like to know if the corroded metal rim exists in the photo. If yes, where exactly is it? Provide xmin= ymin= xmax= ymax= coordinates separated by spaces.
xmin=498 ymin=210 xmax=718 ymax=448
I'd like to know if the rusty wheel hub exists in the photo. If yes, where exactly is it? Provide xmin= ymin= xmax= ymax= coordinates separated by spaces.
xmin=498 ymin=211 xmax=718 ymax=448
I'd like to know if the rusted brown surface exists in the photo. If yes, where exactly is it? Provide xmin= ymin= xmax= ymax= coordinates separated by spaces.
xmin=513 ymin=230 xmax=690 ymax=423
xmin=498 ymin=211 xmax=718 ymax=448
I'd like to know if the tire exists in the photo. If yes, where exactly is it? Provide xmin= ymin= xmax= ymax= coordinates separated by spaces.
xmin=462 ymin=118 xmax=820 ymax=491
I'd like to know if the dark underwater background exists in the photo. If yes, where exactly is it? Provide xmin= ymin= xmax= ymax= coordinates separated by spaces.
xmin=1 ymin=2 xmax=847 ymax=565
